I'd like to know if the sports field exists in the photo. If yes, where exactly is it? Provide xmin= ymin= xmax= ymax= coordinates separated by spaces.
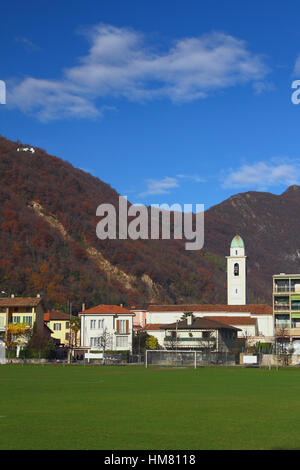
xmin=0 ymin=364 xmax=300 ymax=449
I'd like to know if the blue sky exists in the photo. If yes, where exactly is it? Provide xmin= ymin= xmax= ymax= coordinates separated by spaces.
xmin=1 ymin=0 xmax=300 ymax=210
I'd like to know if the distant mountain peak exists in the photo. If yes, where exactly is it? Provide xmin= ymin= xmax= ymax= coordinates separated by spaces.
xmin=282 ymin=185 xmax=300 ymax=196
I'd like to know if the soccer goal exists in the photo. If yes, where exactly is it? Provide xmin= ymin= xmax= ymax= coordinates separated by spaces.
xmin=145 ymin=350 xmax=197 ymax=368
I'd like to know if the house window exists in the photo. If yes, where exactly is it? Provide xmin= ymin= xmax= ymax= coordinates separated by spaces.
xmin=12 ymin=316 xmax=20 ymax=324
xmin=119 ymin=320 xmax=127 ymax=334
xmin=65 ymin=333 xmax=69 ymax=341
xmin=90 ymin=319 xmax=96 ymax=329
xmin=54 ymin=323 xmax=61 ymax=331
xmin=90 ymin=337 xmax=99 ymax=347
xmin=116 ymin=336 xmax=128 ymax=348
xmin=66 ymin=322 xmax=70 ymax=329
xmin=98 ymin=319 xmax=104 ymax=329
xmin=23 ymin=316 xmax=32 ymax=326
xmin=234 ymin=263 xmax=239 ymax=276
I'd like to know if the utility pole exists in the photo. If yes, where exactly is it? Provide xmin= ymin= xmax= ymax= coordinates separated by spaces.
xmin=176 ymin=320 xmax=178 ymax=366
xmin=67 ymin=299 xmax=72 ymax=364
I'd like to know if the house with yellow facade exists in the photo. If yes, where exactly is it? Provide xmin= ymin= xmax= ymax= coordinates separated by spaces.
xmin=0 ymin=294 xmax=45 ymax=338
xmin=0 ymin=295 xmax=47 ymax=356
xmin=44 ymin=311 xmax=80 ymax=347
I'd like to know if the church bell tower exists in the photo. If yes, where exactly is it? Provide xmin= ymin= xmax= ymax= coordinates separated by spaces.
xmin=226 ymin=234 xmax=248 ymax=305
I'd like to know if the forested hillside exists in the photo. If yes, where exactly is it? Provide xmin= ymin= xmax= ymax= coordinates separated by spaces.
xmin=0 ymin=136 xmax=222 ymax=312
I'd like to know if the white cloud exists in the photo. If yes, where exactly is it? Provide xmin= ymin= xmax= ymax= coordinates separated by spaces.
xmin=223 ymin=160 xmax=300 ymax=190
xmin=9 ymin=78 xmax=99 ymax=121
xmin=139 ymin=173 xmax=205 ymax=197
xmin=15 ymin=37 xmax=41 ymax=52
xmin=8 ymin=24 xmax=269 ymax=121
xmin=140 ymin=177 xmax=179 ymax=196
xmin=176 ymin=174 xmax=206 ymax=183
xmin=252 ymin=81 xmax=275 ymax=94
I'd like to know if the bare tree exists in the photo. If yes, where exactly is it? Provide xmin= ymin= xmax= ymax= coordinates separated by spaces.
xmin=68 ymin=316 xmax=81 ymax=362
xmin=167 ymin=331 xmax=179 ymax=350
xmin=97 ymin=328 xmax=112 ymax=365
xmin=276 ymin=326 xmax=292 ymax=366
xmin=197 ymin=330 xmax=215 ymax=364
xmin=242 ymin=329 xmax=253 ymax=354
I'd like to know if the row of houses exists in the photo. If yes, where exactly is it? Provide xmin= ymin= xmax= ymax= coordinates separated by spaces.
xmin=0 ymin=297 xmax=274 ymax=358
xmin=0 ymin=235 xmax=299 ymax=359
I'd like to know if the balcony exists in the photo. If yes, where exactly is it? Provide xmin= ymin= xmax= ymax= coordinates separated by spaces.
xmin=274 ymin=305 xmax=290 ymax=312
xmin=164 ymin=337 xmax=216 ymax=348
xmin=274 ymin=286 xmax=293 ymax=293
xmin=274 ymin=286 xmax=300 ymax=294
xmin=275 ymin=327 xmax=300 ymax=336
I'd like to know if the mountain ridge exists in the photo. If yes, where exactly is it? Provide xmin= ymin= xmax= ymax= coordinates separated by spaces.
xmin=1 ymin=135 xmax=299 ymax=311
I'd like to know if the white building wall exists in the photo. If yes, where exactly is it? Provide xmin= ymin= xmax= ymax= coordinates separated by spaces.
xmin=80 ymin=314 xmax=133 ymax=351
xmin=146 ymin=310 xmax=273 ymax=339
xmin=146 ymin=330 xmax=165 ymax=346
xmin=252 ymin=315 xmax=274 ymax=338
xmin=234 ymin=324 xmax=256 ymax=338
xmin=227 ymin=256 xmax=247 ymax=305
xmin=146 ymin=311 xmax=183 ymax=324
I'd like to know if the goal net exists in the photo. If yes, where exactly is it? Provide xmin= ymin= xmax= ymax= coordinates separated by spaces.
xmin=145 ymin=350 xmax=197 ymax=368
xmin=145 ymin=350 xmax=236 ymax=368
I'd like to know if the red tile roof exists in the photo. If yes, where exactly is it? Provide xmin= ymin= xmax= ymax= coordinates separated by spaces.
xmin=144 ymin=323 xmax=166 ymax=331
xmin=144 ymin=317 xmax=256 ymax=331
xmin=44 ymin=311 xmax=71 ymax=321
xmin=129 ymin=303 xmax=149 ymax=311
xmin=206 ymin=316 xmax=257 ymax=326
xmin=160 ymin=317 xmax=240 ymax=331
xmin=148 ymin=304 xmax=272 ymax=315
xmin=0 ymin=297 xmax=43 ymax=307
xmin=79 ymin=304 xmax=134 ymax=315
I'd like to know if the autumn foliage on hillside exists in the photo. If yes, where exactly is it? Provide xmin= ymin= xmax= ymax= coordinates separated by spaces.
xmin=0 ymin=136 xmax=224 ymax=312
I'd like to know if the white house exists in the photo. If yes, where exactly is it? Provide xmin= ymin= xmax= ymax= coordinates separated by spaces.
xmin=17 ymin=147 xmax=35 ymax=153
xmin=161 ymin=315 xmax=240 ymax=352
xmin=79 ymin=304 xmax=135 ymax=354
xmin=146 ymin=304 xmax=273 ymax=346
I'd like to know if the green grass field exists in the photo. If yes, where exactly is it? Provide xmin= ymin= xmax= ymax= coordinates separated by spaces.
xmin=1 ymin=364 xmax=300 ymax=449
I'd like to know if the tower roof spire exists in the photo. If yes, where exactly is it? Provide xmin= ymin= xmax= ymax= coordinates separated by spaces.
xmin=230 ymin=234 xmax=244 ymax=249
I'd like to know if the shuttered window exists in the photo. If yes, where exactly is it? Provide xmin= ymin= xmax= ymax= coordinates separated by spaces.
xmin=116 ymin=319 xmax=130 ymax=334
